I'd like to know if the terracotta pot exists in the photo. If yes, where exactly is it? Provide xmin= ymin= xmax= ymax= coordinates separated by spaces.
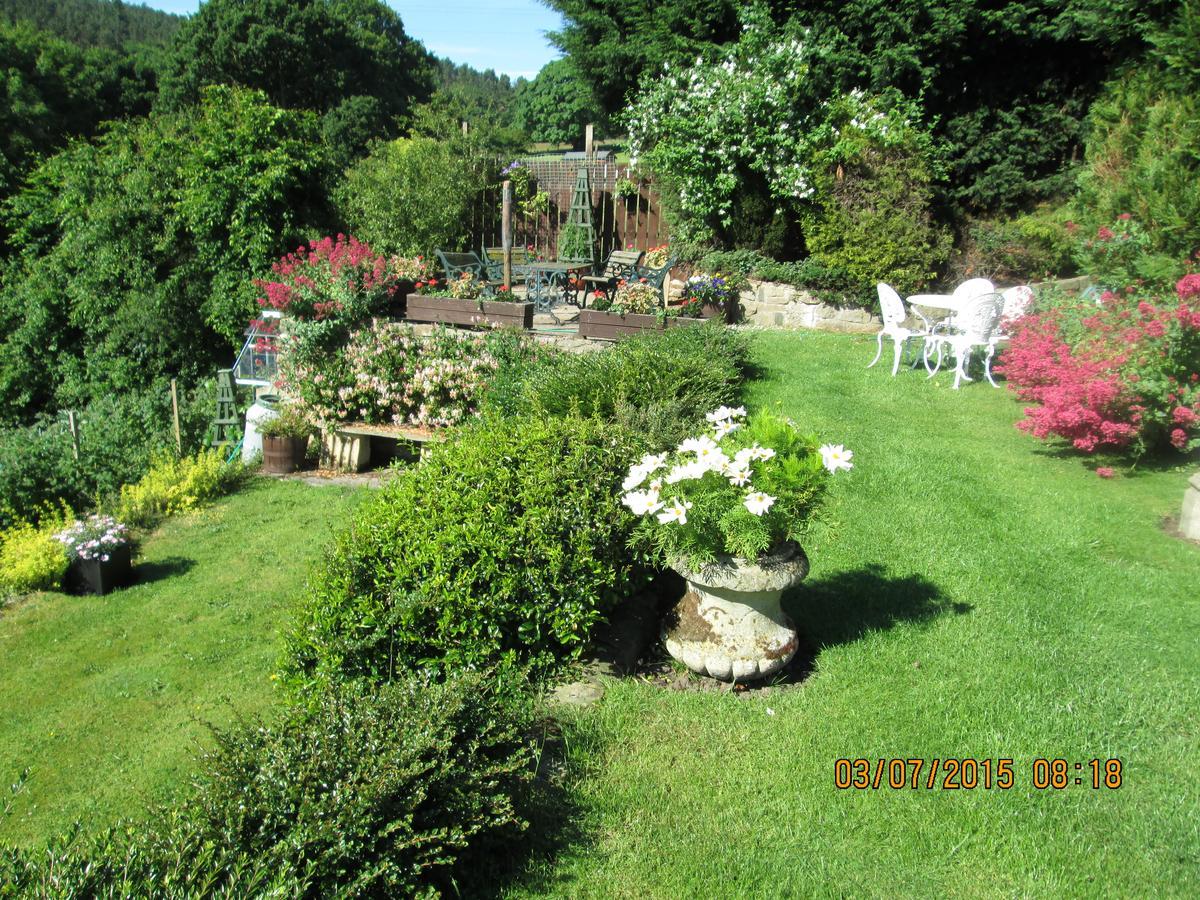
xmin=262 ymin=435 xmax=307 ymax=473
xmin=664 ymin=543 xmax=808 ymax=682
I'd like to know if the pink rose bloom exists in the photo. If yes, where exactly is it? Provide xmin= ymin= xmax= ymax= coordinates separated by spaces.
xmin=1170 ymin=428 xmax=1189 ymax=450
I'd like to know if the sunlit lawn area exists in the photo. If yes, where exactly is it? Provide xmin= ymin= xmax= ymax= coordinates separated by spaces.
xmin=507 ymin=330 xmax=1200 ymax=898
xmin=0 ymin=479 xmax=364 ymax=847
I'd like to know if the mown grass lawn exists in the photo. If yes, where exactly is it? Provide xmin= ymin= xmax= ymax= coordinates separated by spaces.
xmin=0 ymin=479 xmax=364 ymax=848
xmin=512 ymin=330 xmax=1200 ymax=898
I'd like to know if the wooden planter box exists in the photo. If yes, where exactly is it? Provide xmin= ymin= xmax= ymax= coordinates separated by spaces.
xmin=405 ymin=295 xmax=533 ymax=329
xmin=66 ymin=544 xmax=132 ymax=596
xmin=578 ymin=310 xmax=662 ymax=341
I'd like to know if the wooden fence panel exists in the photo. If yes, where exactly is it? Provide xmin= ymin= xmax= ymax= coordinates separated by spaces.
xmin=473 ymin=160 xmax=668 ymax=261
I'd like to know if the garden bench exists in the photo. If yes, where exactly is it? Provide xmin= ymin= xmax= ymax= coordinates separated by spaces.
xmin=435 ymin=250 xmax=495 ymax=295
xmin=323 ymin=423 xmax=446 ymax=472
xmin=481 ymin=246 xmax=536 ymax=284
xmin=635 ymin=255 xmax=678 ymax=301
xmin=581 ymin=249 xmax=645 ymax=306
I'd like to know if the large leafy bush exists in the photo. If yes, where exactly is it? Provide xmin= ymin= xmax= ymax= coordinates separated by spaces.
xmin=334 ymin=136 xmax=482 ymax=258
xmin=0 ymin=673 xmax=535 ymax=899
xmin=286 ymin=415 xmax=650 ymax=686
xmin=499 ymin=322 xmax=751 ymax=448
xmin=0 ymin=86 xmax=329 ymax=420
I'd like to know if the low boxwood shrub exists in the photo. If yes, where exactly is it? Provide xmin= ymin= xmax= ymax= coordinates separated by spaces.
xmin=494 ymin=323 xmax=751 ymax=449
xmin=0 ymin=673 xmax=535 ymax=899
xmin=286 ymin=415 xmax=650 ymax=687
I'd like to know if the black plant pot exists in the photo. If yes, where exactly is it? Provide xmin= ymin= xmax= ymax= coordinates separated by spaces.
xmin=66 ymin=544 xmax=132 ymax=596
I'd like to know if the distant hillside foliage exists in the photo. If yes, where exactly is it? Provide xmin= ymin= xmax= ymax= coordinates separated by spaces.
xmin=0 ymin=0 xmax=182 ymax=49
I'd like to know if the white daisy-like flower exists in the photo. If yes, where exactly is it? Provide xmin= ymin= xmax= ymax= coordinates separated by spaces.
xmin=647 ymin=477 xmax=663 ymax=494
xmin=639 ymin=452 xmax=668 ymax=472
xmin=751 ymin=446 xmax=776 ymax=462
xmin=705 ymin=405 xmax=747 ymax=423
xmin=678 ymin=435 xmax=718 ymax=455
xmin=744 ymin=491 xmax=776 ymax=516
xmin=725 ymin=461 xmax=752 ymax=486
xmin=657 ymin=498 xmax=693 ymax=525
xmin=695 ymin=445 xmax=729 ymax=472
xmin=729 ymin=406 xmax=747 ymax=418
xmin=712 ymin=419 xmax=741 ymax=439
xmin=818 ymin=444 xmax=854 ymax=473
xmin=733 ymin=447 xmax=756 ymax=466
xmin=622 ymin=466 xmax=649 ymax=492
xmin=665 ymin=461 xmax=707 ymax=483
xmin=622 ymin=490 xmax=664 ymax=516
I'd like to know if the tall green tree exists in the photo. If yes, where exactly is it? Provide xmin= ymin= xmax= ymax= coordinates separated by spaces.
xmin=514 ymin=58 xmax=602 ymax=145
xmin=0 ymin=0 xmax=182 ymax=49
xmin=0 ymin=86 xmax=331 ymax=420
xmin=158 ymin=0 xmax=434 ymax=162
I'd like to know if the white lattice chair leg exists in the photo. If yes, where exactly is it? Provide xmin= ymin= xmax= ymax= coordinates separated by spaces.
xmin=867 ymin=330 xmax=885 ymax=370
xmin=984 ymin=341 xmax=1000 ymax=388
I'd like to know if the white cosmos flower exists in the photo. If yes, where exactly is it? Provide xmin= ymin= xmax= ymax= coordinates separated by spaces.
xmin=733 ymin=447 xmax=756 ymax=466
xmin=695 ymin=445 xmax=729 ymax=472
xmin=727 ymin=463 xmax=752 ymax=486
xmin=622 ymin=466 xmax=649 ymax=492
xmin=818 ymin=444 xmax=854 ymax=473
xmin=657 ymin=498 xmax=693 ymax=524
xmin=705 ymin=405 xmax=747 ymax=423
xmin=751 ymin=446 xmax=776 ymax=462
xmin=744 ymin=491 xmax=776 ymax=516
xmin=639 ymin=452 xmax=668 ymax=472
xmin=622 ymin=490 xmax=664 ymax=515
xmin=712 ymin=419 xmax=741 ymax=439
xmin=665 ymin=461 xmax=707 ymax=483
xmin=678 ymin=435 xmax=718 ymax=455
xmin=647 ymin=477 xmax=663 ymax=493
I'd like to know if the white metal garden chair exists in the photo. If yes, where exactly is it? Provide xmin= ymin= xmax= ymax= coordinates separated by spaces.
xmin=924 ymin=292 xmax=1005 ymax=388
xmin=867 ymin=283 xmax=932 ymax=375
xmin=982 ymin=285 xmax=1034 ymax=386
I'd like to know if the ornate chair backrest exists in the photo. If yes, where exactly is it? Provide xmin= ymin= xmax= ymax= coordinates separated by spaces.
xmin=876 ymin=283 xmax=907 ymax=327
xmin=436 ymin=250 xmax=488 ymax=282
xmin=600 ymin=249 xmax=645 ymax=279
xmin=953 ymin=277 xmax=996 ymax=300
xmin=958 ymin=293 xmax=1005 ymax=342
xmin=1000 ymin=285 xmax=1034 ymax=321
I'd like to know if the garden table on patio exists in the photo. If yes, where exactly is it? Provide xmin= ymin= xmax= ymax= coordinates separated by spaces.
xmin=525 ymin=261 xmax=592 ymax=315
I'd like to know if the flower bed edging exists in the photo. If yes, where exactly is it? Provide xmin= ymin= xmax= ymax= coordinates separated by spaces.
xmin=578 ymin=310 xmax=661 ymax=341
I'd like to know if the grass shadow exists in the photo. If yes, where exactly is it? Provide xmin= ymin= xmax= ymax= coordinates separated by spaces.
xmin=131 ymin=556 xmax=196 ymax=586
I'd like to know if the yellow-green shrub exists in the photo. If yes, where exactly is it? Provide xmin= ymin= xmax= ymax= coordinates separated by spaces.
xmin=116 ymin=451 xmax=243 ymax=528
xmin=0 ymin=521 xmax=69 ymax=596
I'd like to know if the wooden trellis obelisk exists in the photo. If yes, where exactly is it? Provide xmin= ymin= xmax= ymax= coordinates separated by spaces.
xmin=562 ymin=165 xmax=596 ymax=264
xmin=212 ymin=369 xmax=240 ymax=449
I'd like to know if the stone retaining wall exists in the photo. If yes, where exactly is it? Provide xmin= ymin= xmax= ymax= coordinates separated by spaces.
xmin=667 ymin=277 xmax=883 ymax=334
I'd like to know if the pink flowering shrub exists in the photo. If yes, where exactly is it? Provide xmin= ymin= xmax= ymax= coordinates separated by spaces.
xmin=998 ymin=273 xmax=1200 ymax=455
xmin=279 ymin=322 xmax=541 ymax=429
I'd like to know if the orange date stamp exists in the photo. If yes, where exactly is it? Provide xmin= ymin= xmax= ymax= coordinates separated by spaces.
xmin=834 ymin=758 xmax=1123 ymax=790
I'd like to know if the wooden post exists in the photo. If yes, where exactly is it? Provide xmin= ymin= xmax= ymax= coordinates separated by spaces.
xmin=585 ymin=123 xmax=594 ymax=159
xmin=67 ymin=411 xmax=80 ymax=460
xmin=170 ymin=379 xmax=182 ymax=455
xmin=501 ymin=179 xmax=513 ymax=288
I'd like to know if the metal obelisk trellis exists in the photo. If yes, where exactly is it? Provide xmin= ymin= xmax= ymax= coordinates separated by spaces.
xmin=563 ymin=165 xmax=596 ymax=264
xmin=212 ymin=369 xmax=240 ymax=450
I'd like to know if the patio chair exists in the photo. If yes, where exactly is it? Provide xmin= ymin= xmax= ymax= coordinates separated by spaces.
xmin=924 ymin=292 xmax=1005 ymax=389
xmin=581 ymin=249 xmax=644 ymax=306
xmin=984 ymin=285 xmax=1035 ymax=383
xmin=480 ymin=245 xmax=535 ymax=283
xmin=868 ymin=283 xmax=932 ymax=376
xmin=928 ymin=277 xmax=998 ymax=335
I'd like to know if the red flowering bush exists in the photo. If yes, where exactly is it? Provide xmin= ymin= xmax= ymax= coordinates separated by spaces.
xmin=998 ymin=274 xmax=1200 ymax=455
xmin=255 ymin=234 xmax=398 ymax=325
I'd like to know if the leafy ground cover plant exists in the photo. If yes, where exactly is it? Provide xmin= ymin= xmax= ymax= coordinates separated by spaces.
xmin=414 ymin=271 xmax=487 ymax=300
xmin=0 ymin=507 xmax=73 ymax=598
xmin=286 ymin=415 xmax=650 ymax=686
xmin=622 ymin=408 xmax=851 ymax=570
xmin=999 ymin=273 xmax=1200 ymax=455
xmin=0 ymin=672 xmax=535 ymax=899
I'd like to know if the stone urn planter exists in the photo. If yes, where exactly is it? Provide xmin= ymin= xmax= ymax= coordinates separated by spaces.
xmin=664 ymin=543 xmax=809 ymax=682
